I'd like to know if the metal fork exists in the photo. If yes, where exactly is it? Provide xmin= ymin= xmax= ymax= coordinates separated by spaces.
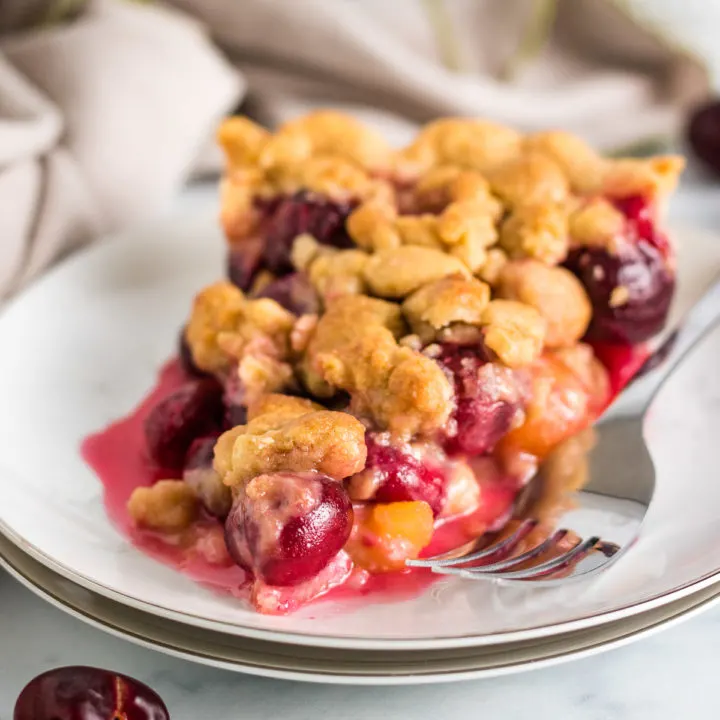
xmin=407 ymin=275 xmax=720 ymax=584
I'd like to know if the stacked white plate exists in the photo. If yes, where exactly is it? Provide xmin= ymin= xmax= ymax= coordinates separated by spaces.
xmin=1 ymin=206 xmax=720 ymax=684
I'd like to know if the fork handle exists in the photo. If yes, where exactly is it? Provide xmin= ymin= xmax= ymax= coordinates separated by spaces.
xmin=642 ymin=273 xmax=720 ymax=399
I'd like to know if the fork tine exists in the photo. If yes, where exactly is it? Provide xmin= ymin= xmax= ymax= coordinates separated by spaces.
xmin=433 ymin=535 xmax=601 ymax=581
xmin=444 ymin=529 xmax=570 ymax=574
xmin=406 ymin=518 xmax=538 ymax=568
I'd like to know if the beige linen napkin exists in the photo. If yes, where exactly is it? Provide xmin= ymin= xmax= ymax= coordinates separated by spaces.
xmin=0 ymin=0 xmax=709 ymax=299
xmin=0 ymin=0 xmax=240 ymax=298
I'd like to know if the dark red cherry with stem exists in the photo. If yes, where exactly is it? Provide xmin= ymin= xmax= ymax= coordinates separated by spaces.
xmin=436 ymin=344 xmax=523 ymax=456
xmin=225 ymin=472 xmax=353 ymax=586
xmin=14 ymin=666 xmax=169 ymax=720
xmin=687 ymin=99 xmax=720 ymax=176
xmin=362 ymin=433 xmax=446 ymax=516
xmin=144 ymin=378 xmax=224 ymax=471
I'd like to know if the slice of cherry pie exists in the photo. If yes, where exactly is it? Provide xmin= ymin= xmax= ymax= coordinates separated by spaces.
xmin=110 ymin=112 xmax=683 ymax=614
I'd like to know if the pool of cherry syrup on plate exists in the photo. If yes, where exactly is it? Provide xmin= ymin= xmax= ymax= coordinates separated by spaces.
xmin=80 ymin=356 xmax=528 ymax=610
xmin=81 ymin=334 xmax=644 ymax=614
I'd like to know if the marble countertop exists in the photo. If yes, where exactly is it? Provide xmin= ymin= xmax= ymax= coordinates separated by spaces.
xmin=2 ymin=169 xmax=720 ymax=718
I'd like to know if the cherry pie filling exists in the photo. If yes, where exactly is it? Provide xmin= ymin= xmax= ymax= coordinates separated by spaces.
xmin=83 ymin=113 xmax=683 ymax=614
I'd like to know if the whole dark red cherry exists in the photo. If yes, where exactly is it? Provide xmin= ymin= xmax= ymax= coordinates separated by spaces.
xmin=225 ymin=472 xmax=353 ymax=586
xmin=144 ymin=378 xmax=224 ymax=471
xmin=14 ymin=666 xmax=169 ymax=719
xmin=687 ymin=99 xmax=720 ymax=176
xmin=436 ymin=344 xmax=523 ymax=456
xmin=564 ymin=240 xmax=675 ymax=344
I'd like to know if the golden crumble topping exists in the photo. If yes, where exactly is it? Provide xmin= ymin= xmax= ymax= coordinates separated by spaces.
xmin=218 ymin=116 xmax=271 ymax=168
xmin=602 ymin=156 xmax=685 ymax=201
xmin=219 ymin=174 xmax=264 ymax=242
xmin=128 ymin=480 xmax=198 ymax=533
xmin=568 ymin=197 xmax=626 ymax=251
xmin=216 ymin=110 xmax=684 ymax=287
xmin=292 ymin=234 xmax=369 ymax=300
xmin=402 ymin=276 xmax=490 ymax=343
xmin=346 ymin=197 xmax=497 ymax=273
xmin=199 ymin=111 xmax=683 ymax=472
xmin=523 ymin=131 xmax=607 ymax=194
xmin=346 ymin=201 xmax=402 ymax=251
xmin=267 ymin=156 xmax=389 ymax=203
xmin=414 ymin=165 xmax=503 ymax=218
xmin=397 ymin=118 xmax=523 ymax=176
xmin=477 ymin=247 xmax=508 ymax=285
xmin=497 ymin=260 xmax=591 ymax=348
xmin=481 ymin=300 xmax=546 ymax=367
xmin=499 ymin=201 xmax=569 ymax=265
xmin=247 ymin=394 xmax=323 ymax=431
xmin=185 ymin=282 xmax=295 ymax=375
xmin=236 ymin=353 xmax=295 ymax=405
xmin=302 ymin=295 xmax=453 ymax=437
xmin=363 ymin=246 xmax=470 ymax=298
xmin=213 ymin=393 xmax=367 ymax=488
xmin=261 ymin=111 xmax=394 ymax=172
xmin=488 ymin=153 xmax=569 ymax=209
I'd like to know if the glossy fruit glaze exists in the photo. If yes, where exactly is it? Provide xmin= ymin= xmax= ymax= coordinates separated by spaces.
xmin=82 ymin=361 xmax=249 ymax=597
xmin=82 ymin=360 xmax=521 ymax=611
xmin=82 ymin=318 xmax=649 ymax=613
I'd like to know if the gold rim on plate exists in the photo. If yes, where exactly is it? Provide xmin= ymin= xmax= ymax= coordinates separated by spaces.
xmin=2 ymin=533 xmax=719 ymax=684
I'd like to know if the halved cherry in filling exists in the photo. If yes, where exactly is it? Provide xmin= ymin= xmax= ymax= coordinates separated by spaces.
xmin=436 ymin=344 xmax=524 ymax=457
xmin=225 ymin=472 xmax=354 ymax=586
xmin=354 ymin=432 xmax=447 ymax=516
xmin=227 ymin=192 xmax=356 ymax=291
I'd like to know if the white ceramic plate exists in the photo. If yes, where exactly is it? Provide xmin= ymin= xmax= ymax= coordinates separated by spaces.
xmin=3 ymin=533 xmax=720 ymax=685
xmin=1 ymin=206 xmax=719 ymax=651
